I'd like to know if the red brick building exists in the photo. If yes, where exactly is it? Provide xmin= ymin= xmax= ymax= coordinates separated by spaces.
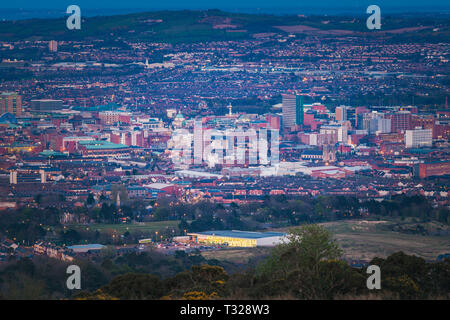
xmin=419 ymin=161 xmax=450 ymax=179
xmin=385 ymin=111 xmax=412 ymax=133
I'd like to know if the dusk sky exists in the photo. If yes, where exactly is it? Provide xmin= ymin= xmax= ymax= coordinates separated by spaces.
xmin=3 ymin=0 xmax=450 ymax=9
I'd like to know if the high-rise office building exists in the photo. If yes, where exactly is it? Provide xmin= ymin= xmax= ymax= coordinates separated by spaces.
xmin=355 ymin=106 xmax=369 ymax=128
xmin=0 ymin=92 xmax=22 ymax=117
xmin=320 ymin=124 xmax=348 ymax=143
xmin=357 ymin=112 xmax=391 ymax=134
xmin=357 ymin=112 xmax=372 ymax=131
xmin=386 ymin=111 xmax=412 ymax=133
xmin=335 ymin=106 xmax=348 ymax=122
xmin=282 ymin=93 xmax=303 ymax=131
xmin=377 ymin=118 xmax=392 ymax=134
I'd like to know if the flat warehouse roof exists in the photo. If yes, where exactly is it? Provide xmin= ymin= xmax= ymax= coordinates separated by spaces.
xmin=189 ymin=230 xmax=286 ymax=239
xmin=68 ymin=244 xmax=105 ymax=250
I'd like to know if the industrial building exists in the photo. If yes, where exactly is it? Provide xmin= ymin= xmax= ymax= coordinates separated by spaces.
xmin=77 ymin=140 xmax=132 ymax=158
xmin=187 ymin=230 xmax=287 ymax=247
xmin=30 ymin=99 xmax=63 ymax=112
xmin=67 ymin=244 xmax=105 ymax=253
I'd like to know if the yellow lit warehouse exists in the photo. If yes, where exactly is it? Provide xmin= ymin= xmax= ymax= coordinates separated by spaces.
xmin=187 ymin=230 xmax=286 ymax=247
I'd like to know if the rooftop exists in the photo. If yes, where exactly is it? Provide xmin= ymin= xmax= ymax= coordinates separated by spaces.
xmin=190 ymin=230 xmax=286 ymax=239
xmin=78 ymin=140 xmax=129 ymax=150
xmin=67 ymin=244 xmax=105 ymax=250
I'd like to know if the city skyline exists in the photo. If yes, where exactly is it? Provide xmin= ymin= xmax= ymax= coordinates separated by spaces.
xmin=0 ymin=5 xmax=448 ymax=303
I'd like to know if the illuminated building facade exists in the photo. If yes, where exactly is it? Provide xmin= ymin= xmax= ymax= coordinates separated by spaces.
xmin=187 ymin=230 xmax=286 ymax=247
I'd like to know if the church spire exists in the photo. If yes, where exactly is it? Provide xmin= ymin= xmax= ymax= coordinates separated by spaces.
xmin=116 ymin=191 xmax=121 ymax=207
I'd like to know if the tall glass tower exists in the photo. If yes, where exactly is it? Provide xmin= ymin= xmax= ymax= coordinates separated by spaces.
xmin=282 ymin=93 xmax=303 ymax=132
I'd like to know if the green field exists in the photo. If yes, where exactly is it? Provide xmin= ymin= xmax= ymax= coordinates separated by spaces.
xmin=320 ymin=220 xmax=450 ymax=261
xmin=201 ymin=247 xmax=272 ymax=264
xmin=66 ymin=220 xmax=179 ymax=235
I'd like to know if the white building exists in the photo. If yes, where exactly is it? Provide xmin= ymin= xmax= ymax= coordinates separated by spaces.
xmin=377 ymin=118 xmax=391 ymax=134
xmin=175 ymin=170 xmax=223 ymax=179
xmin=320 ymin=125 xmax=348 ymax=143
xmin=405 ymin=128 xmax=432 ymax=148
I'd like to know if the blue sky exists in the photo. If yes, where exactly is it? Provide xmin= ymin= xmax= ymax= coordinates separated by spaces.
xmin=4 ymin=0 xmax=449 ymax=9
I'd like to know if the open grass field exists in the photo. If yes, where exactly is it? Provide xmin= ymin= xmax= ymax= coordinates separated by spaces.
xmin=201 ymin=247 xmax=272 ymax=264
xmin=65 ymin=220 xmax=179 ymax=235
xmin=319 ymin=219 xmax=450 ymax=261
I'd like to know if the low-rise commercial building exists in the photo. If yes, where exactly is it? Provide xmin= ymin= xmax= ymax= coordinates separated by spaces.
xmin=187 ymin=230 xmax=286 ymax=247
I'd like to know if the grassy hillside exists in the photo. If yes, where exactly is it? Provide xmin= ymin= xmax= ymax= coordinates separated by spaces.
xmin=319 ymin=219 xmax=449 ymax=261
xmin=0 ymin=10 xmax=448 ymax=43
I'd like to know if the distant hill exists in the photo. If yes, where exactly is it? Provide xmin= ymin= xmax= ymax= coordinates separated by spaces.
xmin=0 ymin=9 xmax=448 ymax=43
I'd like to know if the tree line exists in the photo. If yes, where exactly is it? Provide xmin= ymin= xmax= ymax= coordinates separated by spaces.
xmin=1 ymin=225 xmax=448 ymax=300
